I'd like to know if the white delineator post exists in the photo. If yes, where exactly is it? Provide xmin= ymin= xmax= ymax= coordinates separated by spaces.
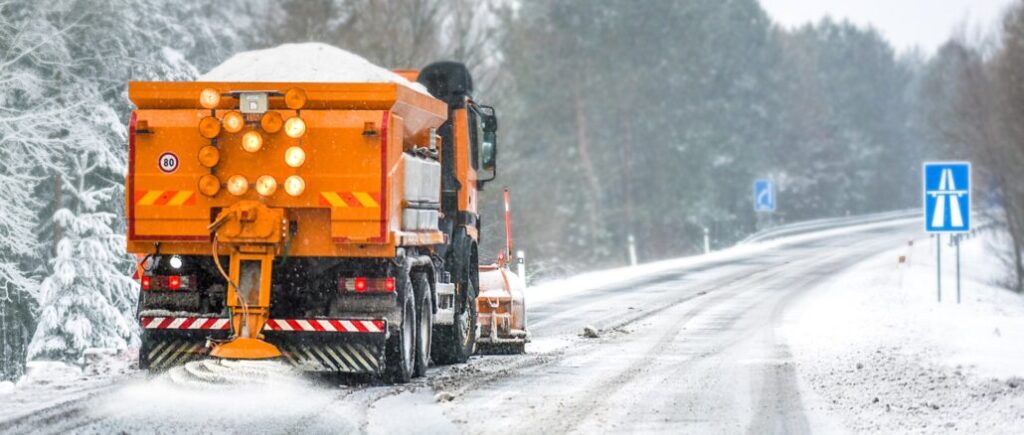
xmin=516 ymin=250 xmax=526 ymax=287
xmin=703 ymin=227 xmax=710 ymax=254
xmin=628 ymin=234 xmax=638 ymax=266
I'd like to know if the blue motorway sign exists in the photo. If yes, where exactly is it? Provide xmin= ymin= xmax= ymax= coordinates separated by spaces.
xmin=924 ymin=162 xmax=970 ymax=233
xmin=754 ymin=179 xmax=775 ymax=212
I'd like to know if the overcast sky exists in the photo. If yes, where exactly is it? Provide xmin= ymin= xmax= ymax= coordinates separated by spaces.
xmin=759 ymin=0 xmax=1017 ymax=54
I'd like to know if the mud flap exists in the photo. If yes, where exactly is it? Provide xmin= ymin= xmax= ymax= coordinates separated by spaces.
xmin=141 ymin=330 xmax=229 ymax=371
xmin=139 ymin=317 xmax=388 ymax=374
xmin=265 ymin=332 xmax=387 ymax=374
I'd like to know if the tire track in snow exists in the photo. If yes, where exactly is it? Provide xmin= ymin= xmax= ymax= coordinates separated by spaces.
xmin=452 ymin=229 xmax=910 ymax=434
xmin=516 ymin=261 xmax=804 ymax=434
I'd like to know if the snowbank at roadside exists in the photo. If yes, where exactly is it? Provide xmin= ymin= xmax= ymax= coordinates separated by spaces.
xmin=199 ymin=42 xmax=429 ymax=94
xmin=16 ymin=360 xmax=84 ymax=386
xmin=0 ymin=349 xmax=136 ymax=419
xmin=0 ymin=359 xmax=129 ymax=423
xmin=526 ymin=216 xmax=919 ymax=305
xmin=0 ymin=381 xmax=14 ymax=396
xmin=783 ymin=229 xmax=1024 ymax=433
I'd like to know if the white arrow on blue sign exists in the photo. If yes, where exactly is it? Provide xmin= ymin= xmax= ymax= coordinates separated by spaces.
xmin=924 ymin=162 xmax=970 ymax=233
xmin=754 ymin=179 xmax=775 ymax=212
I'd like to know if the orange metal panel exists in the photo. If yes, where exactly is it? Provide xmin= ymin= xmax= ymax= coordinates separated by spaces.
xmin=128 ymin=209 xmax=397 ymax=257
xmin=391 ymin=69 xmax=420 ymax=82
xmin=128 ymin=82 xmax=445 ymax=139
xmin=385 ymin=113 xmax=402 ymax=241
xmin=126 ymin=82 xmax=448 ymax=258
xmin=452 ymin=107 xmax=479 ymax=215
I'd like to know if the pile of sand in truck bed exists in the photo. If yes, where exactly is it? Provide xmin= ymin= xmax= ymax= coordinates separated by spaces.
xmin=199 ymin=42 xmax=428 ymax=94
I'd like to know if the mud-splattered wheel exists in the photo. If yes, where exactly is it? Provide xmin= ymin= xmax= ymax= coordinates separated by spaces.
xmin=138 ymin=330 xmax=153 ymax=371
xmin=385 ymin=273 xmax=416 ymax=383
xmin=432 ymin=251 xmax=478 ymax=365
xmin=413 ymin=273 xmax=432 ymax=377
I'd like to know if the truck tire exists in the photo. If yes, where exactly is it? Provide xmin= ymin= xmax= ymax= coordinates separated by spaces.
xmin=413 ymin=273 xmax=432 ymax=377
xmin=138 ymin=330 xmax=152 ymax=371
xmin=385 ymin=274 xmax=416 ymax=383
xmin=431 ymin=249 xmax=478 ymax=364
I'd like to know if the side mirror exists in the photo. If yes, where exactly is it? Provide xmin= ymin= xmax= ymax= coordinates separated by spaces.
xmin=481 ymin=130 xmax=496 ymax=169
xmin=477 ymin=106 xmax=497 ymax=185
xmin=482 ymin=108 xmax=497 ymax=133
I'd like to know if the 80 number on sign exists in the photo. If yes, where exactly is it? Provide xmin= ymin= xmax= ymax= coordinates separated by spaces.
xmin=158 ymin=152 xmax=179 ymax=174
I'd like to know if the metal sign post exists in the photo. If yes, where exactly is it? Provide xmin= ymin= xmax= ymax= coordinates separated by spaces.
xmin=956 ymin=235 xmax=962 ymax=304
xmin=923 ymin=162 xmax=971 ymax=304
xmin=936 ymin=234 xmax=941 ymax=302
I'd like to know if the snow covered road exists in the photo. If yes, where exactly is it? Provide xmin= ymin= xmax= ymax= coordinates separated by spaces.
xmin=452 ymin=222 xmax=916 ymax=434
xmin=4 ymin=217 xmax=1021 ymax=434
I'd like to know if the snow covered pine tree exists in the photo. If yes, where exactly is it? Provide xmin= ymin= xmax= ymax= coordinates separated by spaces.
xmin=17 ymin=0 xmax=236 ymax=366
xmin=28 ymin=150 xmax=139 ymax=363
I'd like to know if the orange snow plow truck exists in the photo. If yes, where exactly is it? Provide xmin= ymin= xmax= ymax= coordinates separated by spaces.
xmin=126 ymin=61 xmax=526 ymax=382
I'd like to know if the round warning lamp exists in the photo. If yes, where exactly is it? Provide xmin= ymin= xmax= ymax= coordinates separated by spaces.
xmin=222 ymin=111 xmax=245 ymax=134
xmin=198 ymin=116 xmax=221 ymax=139
xmin=227 ymin=175 xmax=248 ymax=196
xmin=199 ymin=88 xmax=220 ymax=109
xmin=255 ymin=176 xmax=277 ymax=196
xmin=197 ymin=146 xmax=220 ymax=168
xmin=284 ymin=117 xmax=306 ymax=138
xmin=261 ymin=111 xmax=283 ymax=133
xmin=284 ymin=88 xmax=307 ymax=110
xmin=284 ymin=175 xmax=305 ymax=196
xmin=198 ymin=175 xmax=221 ymax=196
xmin=241 ymin=131 xmax=264 ymax=153
xmin=284 ymin=146 xmax=306 ymax=168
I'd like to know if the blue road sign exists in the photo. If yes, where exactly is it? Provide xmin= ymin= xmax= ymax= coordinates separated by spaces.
xmin=924 ymin=162 xmax=970 ymax=233
xmin=754 ymin=179 xmax=775 ymax=212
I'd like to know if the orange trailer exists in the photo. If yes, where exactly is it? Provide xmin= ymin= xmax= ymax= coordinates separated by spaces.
xmin=476 ymin=188 xmax=529 ymax=354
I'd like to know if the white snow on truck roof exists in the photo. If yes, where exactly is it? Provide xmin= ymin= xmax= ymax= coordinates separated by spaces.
xmin=199 ymin=42 xmax=429 ymax=94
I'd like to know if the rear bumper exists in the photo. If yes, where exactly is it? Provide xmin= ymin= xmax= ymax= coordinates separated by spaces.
xmin=140 ymin=316 xmax=388 ymax=374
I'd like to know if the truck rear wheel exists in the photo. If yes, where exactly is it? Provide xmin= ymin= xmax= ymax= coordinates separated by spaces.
xmin=139 ymin=330 xmax=153 ymax=371
xmin=385 ymin=275 xmax=416 ymax=383
xmin=431 ymin=254 xmax=478 ymax=364
xmin=414 ymin=273 xmax=432 ymax=377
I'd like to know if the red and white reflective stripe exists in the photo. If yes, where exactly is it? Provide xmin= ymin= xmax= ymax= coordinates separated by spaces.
xmin=141 ymin=316 xmax=230 ymax=330
xmin=264 ymin=319 xmax=385 ymax=333
xmin=140 ymin=317 xmax=385 ymax=333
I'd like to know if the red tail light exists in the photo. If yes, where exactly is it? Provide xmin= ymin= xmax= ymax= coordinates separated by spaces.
xmin=141 ymin=275 xmax=193 ymax=291
xmin=338 ymin=277 xmax=396 ymax=293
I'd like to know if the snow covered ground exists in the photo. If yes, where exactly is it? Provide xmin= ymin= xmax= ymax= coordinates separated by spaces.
xmin=0 ymin=360 xmax=134 ymax=424
xmin=782 ymin=228 xmax=1024 ymax=433
xmin=3 ymin=215 xmax=1023 ymax=434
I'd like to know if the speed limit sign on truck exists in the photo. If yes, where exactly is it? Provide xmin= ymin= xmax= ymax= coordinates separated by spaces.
xmin=158 ymin=152 xmax=179 ymax=174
